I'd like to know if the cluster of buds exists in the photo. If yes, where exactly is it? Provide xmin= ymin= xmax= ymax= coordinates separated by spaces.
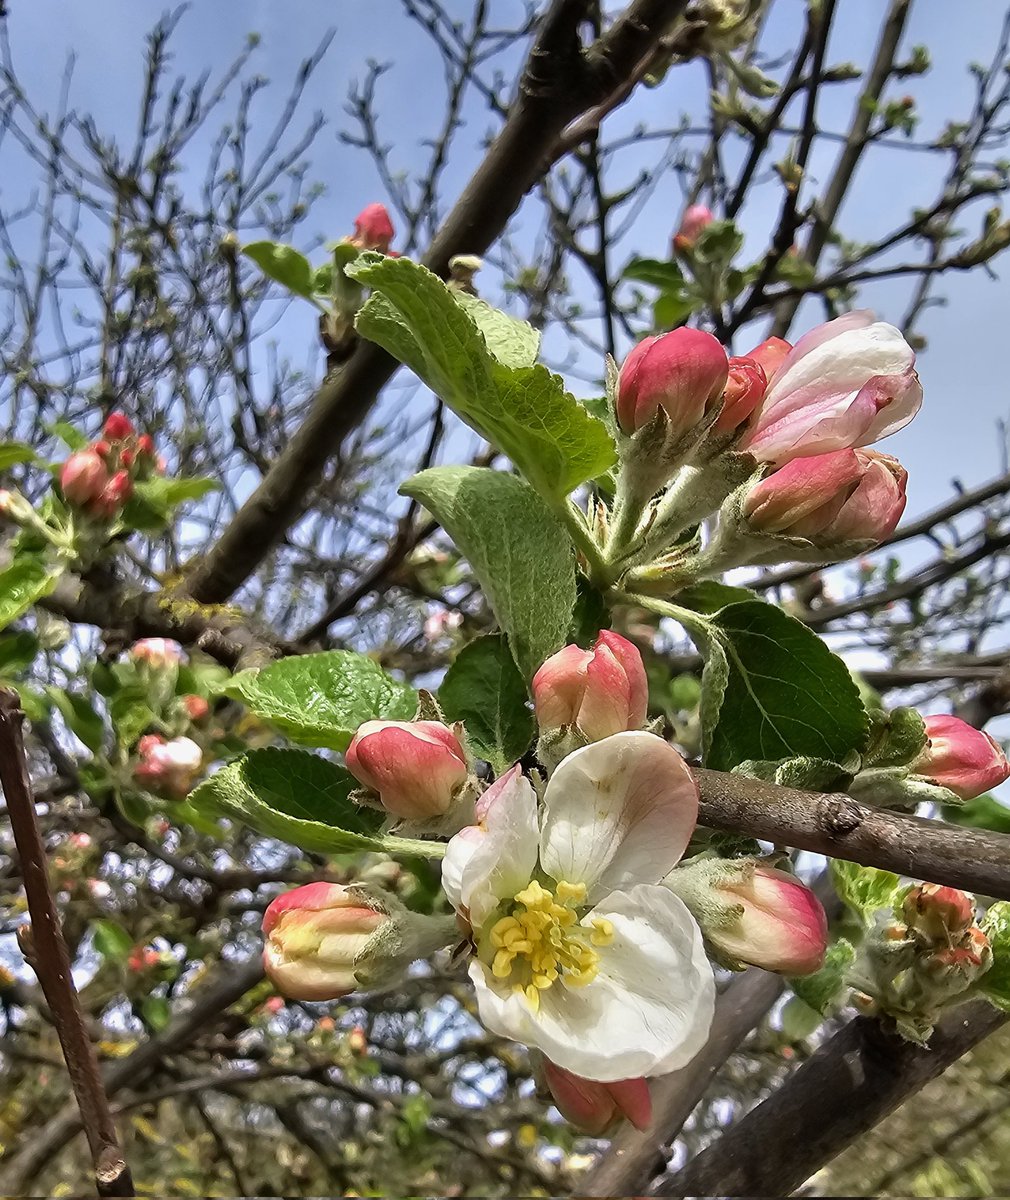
xmin=850 ymin=711 xmax=1010 ymax=809
xmin=59 ymin=411 xmax=161 ymax=519
xmin=664 ymin=857 xmax=827 ymax=976
xmin=604 ymin=309 xmax=922 ymax=590
xmin=133 ymin=734 xmax=203 ymax=799
xmin=345 ymin=719 xmax=472 ymax=824
xmin=262 ymin=880 xmax=457 ymax=1001
xmin=851 ymin=883 xmax=992 ymax=1042
xmin=127 ymin=945 xmax=162 ymax=973
xmin=129 ymin=638 xmax=183 ymax=671
xmin=531 ymin=630 xmax=649 ymax=771
xmin=540 ymin=1058 xmax=652 ymax=1135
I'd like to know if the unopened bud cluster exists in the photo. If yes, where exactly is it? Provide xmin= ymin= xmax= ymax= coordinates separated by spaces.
xmin=59 ymin=411 xmax=162 ymax=519
xmin=599 ymin=308 xmax=923 ymax=593
xmin=850 ymin=882 xmax=992 ymax=1042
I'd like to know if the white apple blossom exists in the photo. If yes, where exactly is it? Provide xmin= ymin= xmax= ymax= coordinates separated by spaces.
xmin=442 ymin=731 xmax=715 ymax=1082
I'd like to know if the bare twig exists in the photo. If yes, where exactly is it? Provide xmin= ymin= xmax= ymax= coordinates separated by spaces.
xmin=0 ymin=688 xmax=133 ymax=1198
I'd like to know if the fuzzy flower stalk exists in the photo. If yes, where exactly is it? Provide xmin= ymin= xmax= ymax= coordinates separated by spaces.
xmin=442 ymin=732 xmax=715 ymax=1082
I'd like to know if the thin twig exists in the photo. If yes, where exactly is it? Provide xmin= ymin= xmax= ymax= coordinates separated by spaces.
xmin=0 ymin=688 xmax=134 ymax=1198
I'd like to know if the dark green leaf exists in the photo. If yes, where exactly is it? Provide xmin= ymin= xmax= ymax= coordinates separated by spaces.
xmin=0 ymin=632 xmax=39 ymax=675
xmin=142 ymin=995 xmax=171 ymax=1031
xmin=623 ymin=257 xmax=687 ymax=290
xmin=942 ymin=793 xmax=1010 ymax=834
xmin=46 ymin=687 xmax=105 ymax=755
xmin=189 ymin=748 xmax=384 ymax=853
xmin=568 ymin=578 xmax=611 ymax=648
xmin=225 ymin=650 xmax=417 ymax=751
xmin=401 ymin=467 xmax=576 ymax=680
xmin=351 ymin=255 xmax=616 ymax=498
xmin=242 ymin=241 xmax=316 ymax=299
xmin=981 ymin=901 xmax=1010 ymax=1008
xmin=439 ymin=634 xmax=535 ymax=773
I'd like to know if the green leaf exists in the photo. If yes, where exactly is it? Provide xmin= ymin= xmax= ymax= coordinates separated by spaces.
xmin=679 ymin=600 xmax=868 ymax=770
xmin=225 ymin=650 xmax=417 ymax=751
xmin=0 ymin=556 xmax=62 ymax=633
xmin=47 ymin=421 xmax=88 ymax=451
xmin=831 ymin=860 xmax=902 ymax=925
xmin=121 ymin=475 xmax=218 ymax=534
xmin=0 ymin=632 xmax=39 ymax=675
xmin=452 ymin=291 xmax=541 ymax=367
xmin=46 ymin=687 xmax=105 ymax=755
xmin=981 ymin=901 xmax=1010 ymax=1008
xmin=439 ymin=634 xmax=535 ymax=773
xmin=189 ymin=748 xmax=385 ymax=853
xmin=623 ymin=257 xmax=688 ymax=290
xmin=142 ymin=995 xmax=171 ymax=1032
xmin=401 ymin=467 xmax=576 ymax=680
xmin=91 ymin=919 xmax=134 ymax=963
xmin=242 ymin=241 xmax=317 ymax=299
xmin=942 ymin=793 xmax=1010 ymax=834
xmin=790 ymin=938 xmax=856 ymax=1014
xmin=568 ymin=578 xmax=611 ymax=648
xmin=677 ymin=580 xmax=758 ymax=614
xmin=350 ymin=255 xmax=616 ymax=497
xmin=0 ymin=442 xmax=37 ymax=471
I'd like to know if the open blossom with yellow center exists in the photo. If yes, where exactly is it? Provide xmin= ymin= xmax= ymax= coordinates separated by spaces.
xmin=442 ymin=732 xmax=716 ymax=1083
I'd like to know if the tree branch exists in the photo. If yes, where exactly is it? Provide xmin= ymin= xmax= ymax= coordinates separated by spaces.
xmin=0 ymin=689 xmax=133 ymax=1198
xmin=652 ymin=1000 xmax=1006 ymax=1196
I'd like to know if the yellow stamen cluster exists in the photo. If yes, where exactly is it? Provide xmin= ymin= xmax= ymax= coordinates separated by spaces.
xmin=485 ymin=879 xmax=615 ymax=1012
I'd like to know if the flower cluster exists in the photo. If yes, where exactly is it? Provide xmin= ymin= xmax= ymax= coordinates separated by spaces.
xmin=607 ymin=309 xmax=921 ymax=587
xmin=59 ymin=411 xmax=162 ymax=519
xmin=133 ymin=734 xmax=203 ymax=798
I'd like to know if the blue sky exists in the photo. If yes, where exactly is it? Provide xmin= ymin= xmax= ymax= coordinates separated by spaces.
xmin=3 ymin=1 xmax=1008 ymax=561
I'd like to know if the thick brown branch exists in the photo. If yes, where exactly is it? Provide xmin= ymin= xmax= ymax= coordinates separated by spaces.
xmin=653 ymin=999 xmax=1006 ymax=1196
xmin=694 ymin=767 xmax=1010 ymax=899
xmin=184 ymin=0 xmax=690 ymax=605
xmin=0 ymin=689 xmax=133 ymax=1198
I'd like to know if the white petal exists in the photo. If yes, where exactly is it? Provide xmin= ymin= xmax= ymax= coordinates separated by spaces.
xmin=441 ymin=825 xmax=484 ymax=914
xmin=457 ymin=769 xmax=539 ymax=927
xmin=539 ymin=732 xmax=697 ymax=900
xmin=468 ymin=884 xmax=714 ymax=1082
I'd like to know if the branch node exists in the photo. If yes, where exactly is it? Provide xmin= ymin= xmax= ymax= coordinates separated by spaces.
xmin=822 ymin=796 xmax=864 ymax=837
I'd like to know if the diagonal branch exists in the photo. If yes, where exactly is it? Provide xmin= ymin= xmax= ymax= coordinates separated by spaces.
xmin=184 ymin=0 xmax=690 ymax=605
xmin=652 ymin=999 xmax=1006 ymax=1196
xmin=0 ymin=689 xmax=133 ymax=1198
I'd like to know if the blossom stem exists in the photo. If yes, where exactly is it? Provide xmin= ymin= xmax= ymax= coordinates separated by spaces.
xmin=380 ymin=833 xmax=447 ymax=859
xmin=554 ymin=496 xmax=609 ymax=584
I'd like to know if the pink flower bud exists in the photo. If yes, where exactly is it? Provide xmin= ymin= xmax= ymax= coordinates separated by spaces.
xmin=103 ymin=412 xmax=135 ymax=441
xmin=69 ymin=833 xmax=93 ymax=852
xmin=740 ymin=311 xmax=922 ymax=463
xmin=912 ymin=715 xmax=1010 ymax=800
xmin=134 ymin=734 xmax=203 ymax=798
xmin=183 ymin=694 xmax=210 ymax=721
xmin=672 ymin=203 xmax=714 ymax=253
xmin=264 ymin=995 xmax=285 ymax=1015
xmin=616 ymin=328 xmax=729 ymax=436
xmin=746 ymin=336 xmax=792 ymax=382
xmin=532 ymin=630 xmax=649 ymax=743
xmin=351 ymin=202 xmax=395 ymax=253
xmin=60 ymin=450 xmax=110 ymax=507
xmin=712 ymin=866 xmax=828 ymax=975
xmin=345 ymin=720 xmax=468 ymax=819
xmin=93 ymin=440 xmax=112 ymax=459
xmin=743 ymin=448 xmax=906 ymax=543
xmin=262 ymin=881 xmax=387 ymax=1001
xmin=714 ymin=355 xmax=767 ymax=433
xmin=543 ymin=1059 xmax=652 ymax=1135
xmin=348 ymin=1024 xmax=368 ymax=1055
xmin=92 ymin=469 xmax=133 ymax=517
xmin=137 ymin=434 xmax=156 ymax=457
xmin=130 ymin=638 xmax=183 ymax=669
xmin=902 ymin=882 xmax=975 ymax=940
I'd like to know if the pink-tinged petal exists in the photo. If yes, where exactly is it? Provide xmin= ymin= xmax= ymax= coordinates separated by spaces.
xmin=616 ymin=328 xmax=728 ymax=435
xmin=532 ymin=644 xmax=592 ymax=730
xmin=743 ymin=450 xmax=863 ymax=534
xmin=913 ymin=715 xmax=1010 ymax=800
xmin=828 ymin=450 xmax=907 ymax=541
xmin=857 ymin=367 xmax=923 ymax=444
xmin=746 ymin=336 xmax=792 ymax=382
xmin=606 ymin=1076 xmax=653 ymax=1132
xmin=595 ymin=631 xmax=649 ymax=729
xmin=743 ymin=377 xmax=881 ymax=462
xmin=713 ymin=867 xmax=828 ymax=975
xmin=345 ymin=720 xmax=468 ymax=819
xmin=775 ymin=309 xmax=875 ymax=369
xmin=580 ymin=641 xmax=636 ymax=741
xmin=542 ymin=1061 xmax=653 ymax=1134
xmin=539 ymin=732 xmax=698 ymax=899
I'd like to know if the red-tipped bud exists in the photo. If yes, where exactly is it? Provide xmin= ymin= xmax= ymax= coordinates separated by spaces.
xmin=183 ymin=694 xmax=210 ymax=721
xmin=912 ymin=715 xmax=1010 ymax=801
xmin=902 ymin=883 xmax=975 ymax=940
xmin=746 ymin=336 xmax=792 ymax=382
xmin=60 ymin=450 xmax=110 ymax=507
xmin=616 ymin=328 xmax=729 ymax=436
xmin=672 ymin=203 xmax=714 ymax=254
xmin=137 ymin=434 xmax=156 ymax=457
xmin=93 ymin=440 xmax=112 ymax=459
xmin=127 ymin=946 xmax=161 ymax=973
xmin=262 ymin=881 xmax=388 ymax=1001
xmin=351 ymin=202 xmax=395 ymax=253
xmin=543 ymin=1060 xmax=652 ymax=1134
xmin=711 ymin=866 xmax=828 ymax=975
xmin=743 ymin=448 xmax=907 ymax=543
xmin=532 ymin=631 xmax=648 ymax=743
xmin=715 ymin=355 xmax=767 ymax=433
xmin=92 ymin=469 xmax=133 ymax=517
xmin=103 ymin=411 xmax=135 ymax=441
xmin=133 ymin=734 xmax=203 ymax=798
xmin=129 ymin=638 xmax=183 ymax=669
xmin=345 ymin=720 xmax=468 ymax=819
xmin=119 ymin=448 xmax=135 ymax=468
